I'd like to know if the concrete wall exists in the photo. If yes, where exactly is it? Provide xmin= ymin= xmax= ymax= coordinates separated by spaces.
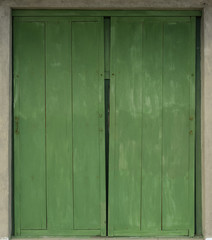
xmin=0 ymin=0 xmax=212 ymax=239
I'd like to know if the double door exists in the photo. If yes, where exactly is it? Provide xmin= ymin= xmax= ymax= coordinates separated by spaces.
xmin=13 ymin=16 xmax=196 ymax=237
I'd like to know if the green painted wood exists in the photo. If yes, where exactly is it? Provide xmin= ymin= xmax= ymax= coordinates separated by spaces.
xmin=14 ymin=16 xmax=192 ymax=23
xmin=13 ymin=21 xmax=47 ymax=231
xmin=195 ymin=16 xmax=202 ymax=236
xmin=20 ymin=229 xmax=101 ymax=236
xmin=71 ymin=19 xmax=105 ymax=231
xmin=45 ymin=20 xmax=73 ymax=230
xmin=109 ymin=17 xmax=144 ymax=235
xmin=13 ymin=17 xmax=106 ymax=236
xmin=109 ymin=17 xmax=195 ymax=237
xmin=141 ymin=20 xmax=163 ymax=231
xmin=14 ymin=14 xmax=197 ymax=238
xmin=112 ymin=229 xmax=189 ymax=237
xmin=162 ymin=19 xmax=195 ymax=235
xmin=189 ymin=17 xmax=196 ymax=237
xmin=20 ymin=229 xmax=188 ymax=237
xmin=12 ymin=10 xmax=202 ymax=17
xmin=98 ymin=19 xmax=107 ymax=237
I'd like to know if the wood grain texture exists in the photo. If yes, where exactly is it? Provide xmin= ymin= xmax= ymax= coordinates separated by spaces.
xmin=109 ymin=17 xmax=195 ymax=237
xmin=14 ymin=21 xmax=47 ymax=231
xmin=162 ymin=19 xmax=195 ymax=233
xmin=14 ymin=14 xmax=196 ymax=237
xmin=195 ymin=16 xmax=202 ymax=236
xmin=141 ymin=20 xmax=163 ymax=231
xmin=109 ymin=17 xmax=143 ymax=234
xmin=72 ymin=19 xmax=104 ymax=230
xmin=14 ymin=17 xmax=105 ymax=236
xmin=46 ymin=20 xmax=73 ymax=230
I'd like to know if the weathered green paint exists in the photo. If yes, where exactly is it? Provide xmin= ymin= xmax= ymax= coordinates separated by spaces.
xmin=13 ymin=17 xmax=106 ymax=236
xmin=14 ymin=13 xmax=197 ymax=238
xmin=45 ymin=20 xmax=73 ymax=230
xmin=12 ymin=10 xmax=202 ymax=17
xmin=109 ymin=17 xmax=196 ymax=237
xmin=104 ymin=18 xmax=111 ymax=236
xmin=195 ymin=16 xmax=202 ymax=236
xmin=71 ymin=19 xmax=105 ymax=231
xmin=162 ymin=18 xmax=195 ymax=237
xmin=14 ymin=20 xmax=47 ymax=231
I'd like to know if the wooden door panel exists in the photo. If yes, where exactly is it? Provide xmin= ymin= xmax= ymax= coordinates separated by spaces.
xmin=141 ymin=20 xmax=163 ymax=231
xmin=72 ymin=20 xmax=104 ymax=230
xmin=14 ymin=21 xmax=47 ymax=231
xmin=109 ymin=17 xmax=195 ymax=237
xmin=46 ymin=20 xmax=73 ymax=230
xmin=109 ymin=18 xmax=143 ymax=232
xmin=14 ymin=17 xmax=106 ymax=236
xmin=162 ymin=20 xmax=195 ymax=231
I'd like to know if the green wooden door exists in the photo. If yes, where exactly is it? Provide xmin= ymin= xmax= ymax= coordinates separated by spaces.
xmin=14 ymin=14 xmax=196 ymax=238
xmin=13 ymin=17 xmax=106 ymax=236
xmin=108 ymin=17 xmax=195 ymax=237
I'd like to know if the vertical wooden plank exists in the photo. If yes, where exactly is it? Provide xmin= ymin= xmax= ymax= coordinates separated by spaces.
xmin=188 ymin=17 xmax=196 ymax=237
xmin=98 ymin=18 xmax=107 ymax=237
xmin=104 ymin=17 xmax=111 ymax=236
xmin=108 ymin=18 xmax=115 ymax=236
xmin=195 ymin=16 xmax=202 ymax=236
xmin=109 ymin=17 xmax=143 ymax=235
xmin=162 ymin=19 xmax=195 ymax=232
xmin=46 ymin=20 xmax=73 ymax=230
xmin=72 ymin=19 xmax=105 ymax=230
xmin=14 ymin=21 xmax=46 ymax=230
xmin=141 ymin=20 xmax=163 ymax=231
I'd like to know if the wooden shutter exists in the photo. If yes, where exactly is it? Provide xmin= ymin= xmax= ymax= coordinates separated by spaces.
xmin=13 ymin=17 xmax=106 ymax=236
xmin=109 ymin=17 xmax=195 ymax=237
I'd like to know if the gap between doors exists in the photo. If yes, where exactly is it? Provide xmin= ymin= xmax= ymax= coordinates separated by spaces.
xmin=104 ymin=17 xmax=110 ymax=237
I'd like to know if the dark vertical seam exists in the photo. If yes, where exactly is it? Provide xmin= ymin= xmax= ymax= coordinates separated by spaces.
xmin=140 ymin=21 xmax=143 ymax=231
xmin=18 ymin=26 xmax=22 ymax=233
xmin=113 ymin=22 xmax=116 ymax=237
xmin=188 ymin=20 xmax=192 ymax=234
xmin=161 ymin=21 xmax=164 ymax=231
xmin=71 ymin=20 xmax=75 ymax=230
xmin=194 ymin=18 xmax=197 ymax=235
xmin=97 ymin=20 xmax=101 ymax=234
xmin=104 ymin=19 xmax=107 ymax=236
xmin=104 ymin=17 xmax=110 ymax=236
xmin=44 ymin=21 xmax=48 ymax=230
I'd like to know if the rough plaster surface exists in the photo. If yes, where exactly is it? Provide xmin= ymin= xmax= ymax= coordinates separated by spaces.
xmin=0 ymin=0 xmax=211 ymax=9
xmin=8 ymin=238 xmax=204 ymax=240
xmin=0 ymin=5 xmax=11 ymax=239
xmin=0 ymin=0 xmax=212 ymax=239
xmin=201 ymin=5 xmax=212 ymax=239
